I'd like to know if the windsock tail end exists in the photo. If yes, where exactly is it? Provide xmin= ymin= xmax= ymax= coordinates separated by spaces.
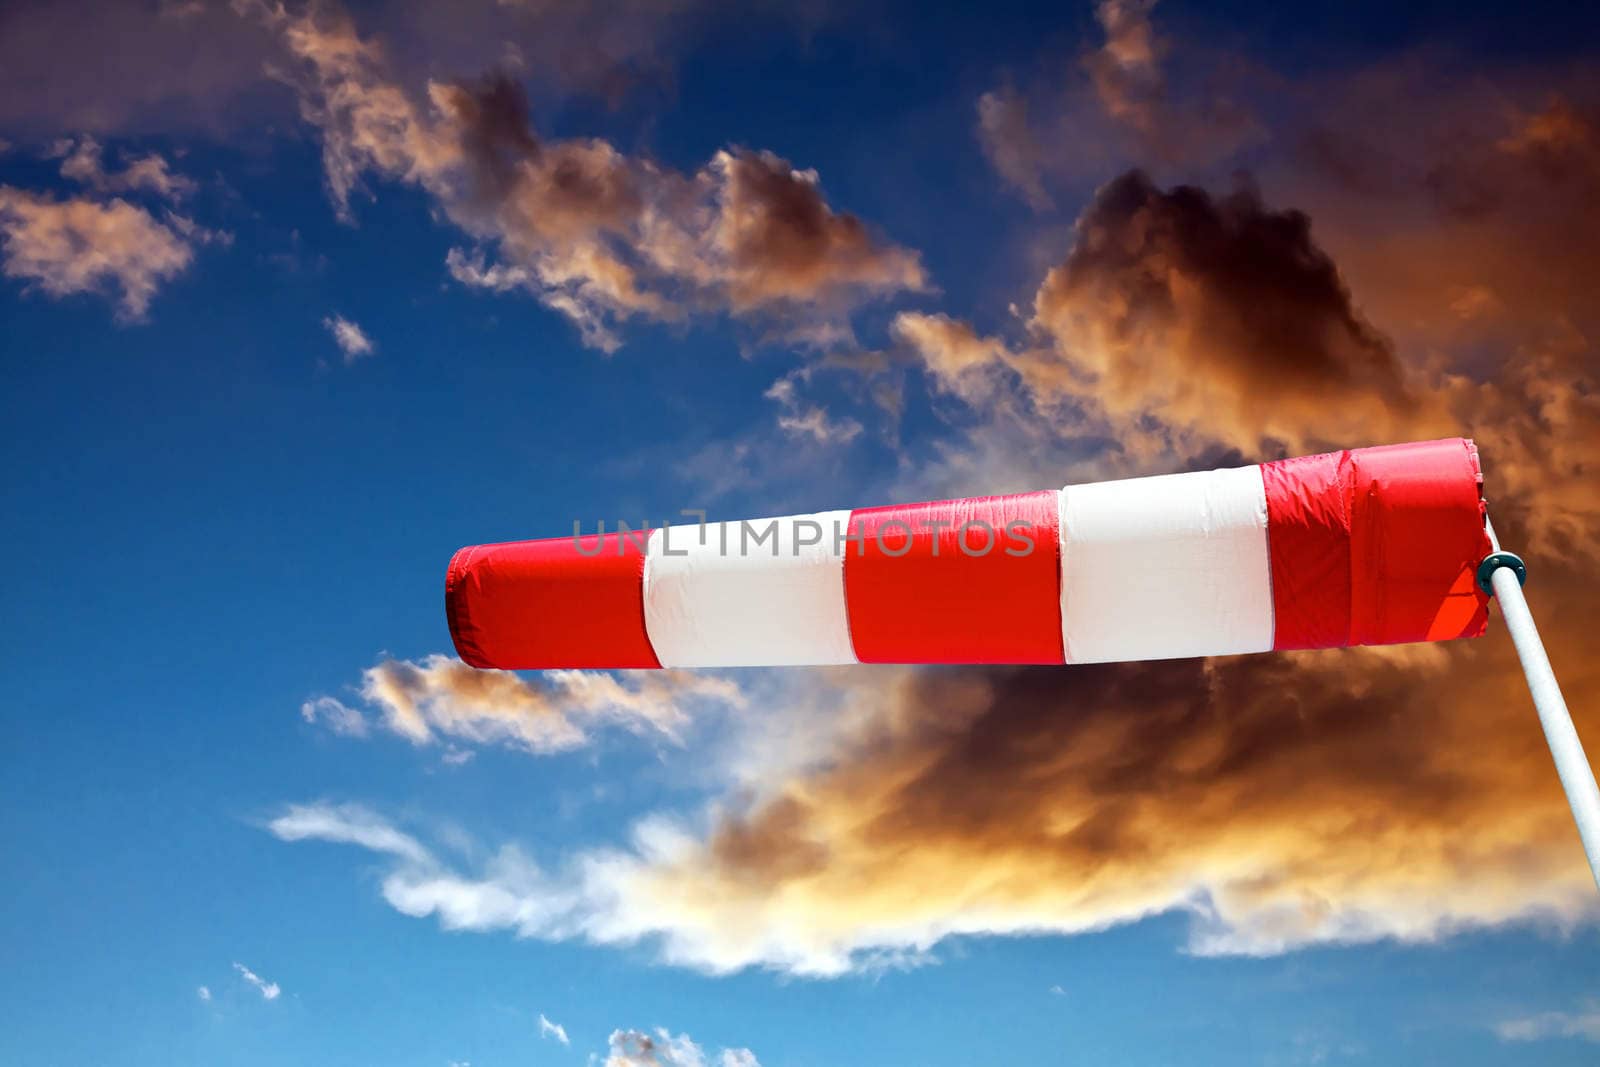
xmin=445 ymin=535 xmax=662 ymax=671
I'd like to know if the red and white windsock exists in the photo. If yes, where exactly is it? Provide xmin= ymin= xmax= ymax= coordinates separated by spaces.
xmin=446 ymin=437 xmax=1493 ymax=670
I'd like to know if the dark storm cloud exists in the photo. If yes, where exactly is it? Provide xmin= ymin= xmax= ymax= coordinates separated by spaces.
xmin=1029 ymin=169 xmax=1416 ymax=453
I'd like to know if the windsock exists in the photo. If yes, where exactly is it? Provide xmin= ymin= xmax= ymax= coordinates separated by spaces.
xmin=446 ymin=438 xmax=1492 ymax=670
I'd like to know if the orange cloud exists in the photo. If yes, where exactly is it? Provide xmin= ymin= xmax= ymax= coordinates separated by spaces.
xmin=1028 ymin=170 xmax=1421 ymax=456
xmin=889 ymin=311 xmax=1016 ymax=401
xmin=768 ymin=157 xmax=1600 ymax=977
xmin=708 ymin=149 xmax=926 ymax=313
xmin=337 ymin=655 xmax=746 ymax=755
xmin=270 ymin=7 xmax=925 ymax=351
xmin=628 ymin=639 xmax=1594 ymax=972
xmin=0 ymin=187 xmax=200 ymax=318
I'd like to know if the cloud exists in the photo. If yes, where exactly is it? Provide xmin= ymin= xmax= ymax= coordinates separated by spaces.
xmin=300 ymin=655 xmax=744 ymax=756
xmin=266 ymin=801 xmax=618 ymax=949
xmin=1084 ymin=0 xmax=1163 ymax=136
xmin=445 ymin=247 xmax=532 ymax=292
xmin=974 ymin=0 xmax=1260 ymax=205
xmin=705 ymin=149 xmax=924 ymax=313
xmin=323 ymin=313 xmax=375 ymax=362
xmin=539 ymin=1013 xmax=570 ymax=1046
xmin=266 ymin=640 xmax=1598 ymax=984
xmin=652 ymin=652 xmax=1592 ymax=972
xmin=764 ymin=375 xmax=863 ymax=445
xmin=870 ymin=64 xmax=1600 ymax=979
xmin=266 ymin=6 xmax=924 ymax=351
xmin=1027 ymin=169 xmax=1418 ymax=457
xmin=1084 ymin=0 xmax=1260 ymax=164
xmin=300 ymin=696 xmax=369 ymax=738
xmin=976 ymin=85 xmax=1052 ymax=210
xmin=1495 ymin=1001 xmax=1600 ymax=1043
xmin=268 ymin=802 xmax=432 ymax=865
xmin=232 ymin=962 xmax=281 ymax=1001
xmin=952 ymin=76 xmax=1600 ymax=558
xmin=889 ymin=311 xmax=1016 ymax=403
xmin=56 ymin=137 xmax=195 ymax=201
xmin=603 ymin=1028 xmax=759 ymax=1067
xmin=633 ymin=655 xmax=1593 ymax=972
xmin=1274 ymin=70 xmax=1600 ymax=345
xmin=668 ymin=102 xmax=1599 ymax=976
xmin=891 ymin=165 xmax=1462 ymax=472
xmin=0 ymin=187 xmax=201 ymax=318
xmin=196 ymin=985 xmax=211 ymax=1002
xmin=1246 ymin=69 xmax=1600 ymax=565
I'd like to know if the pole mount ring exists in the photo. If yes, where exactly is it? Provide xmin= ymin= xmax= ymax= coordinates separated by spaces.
xmin=1477 ymin=551 xmax=1527 ymax=596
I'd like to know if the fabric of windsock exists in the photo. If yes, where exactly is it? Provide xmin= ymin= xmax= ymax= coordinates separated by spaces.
xmin=445 ymin=437 xmax=1492 ymax=669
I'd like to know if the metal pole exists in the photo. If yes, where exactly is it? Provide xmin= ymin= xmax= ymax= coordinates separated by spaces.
xmin=1479 ymin=520 xmax=1600 ymax=890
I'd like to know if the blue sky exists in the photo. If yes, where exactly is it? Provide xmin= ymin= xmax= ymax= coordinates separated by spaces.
xmin=3 ymin=1 xmax=1599 ymax=1064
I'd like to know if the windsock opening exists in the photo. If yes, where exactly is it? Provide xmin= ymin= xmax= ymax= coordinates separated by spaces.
xmin=445 ymin=437 xmax=1492 ymax=670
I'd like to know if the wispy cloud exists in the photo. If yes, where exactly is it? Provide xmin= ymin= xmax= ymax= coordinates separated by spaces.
xmin=1495 ymin=1002 xmax=1600 ymax=1043
xmin=300 ymin=655 xmax=744 ymax=758
xmin=268 ymin=803 xmax=431 ymax=865
xmin=266 ymin=802 xmax=608 ymax=950
xmin=232 ymin=962 xmax=281 ymax=1001
xmin=889 ymin=311 xmax=1016 ymax=404
xmin=300 ymin=695 xmax=369 ymax=737
xmin=538 ymin=1013 xmax=570 ymax=1046
xmin=54 ymin=136 xmax=195 ymax=201
xmin=764 ymin=375 xmax=863 ymax=445
xmin=196 ymin=985 xmax=211 ymax=1002
xmin=975 ymin=0 xmax=1258 ymax=206
xmin=322 ymin=314 xmax=375 ymax=362
xmin=976 ymin=85 xmax=1051 ymax=210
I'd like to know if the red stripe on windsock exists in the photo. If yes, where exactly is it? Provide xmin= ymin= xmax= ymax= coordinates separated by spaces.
xmin=446 ymin=533 xmax=661 ymax=669
xmin=1260 ymin=451 xmax=1353 ymax=649
xmin=1263 ymin=438 xmax=1489 ymax=649
xmin=843 ymin=490 xmax=1064 ymax=664
xmin=1347 ymin=438 xmax=1490 ymax=645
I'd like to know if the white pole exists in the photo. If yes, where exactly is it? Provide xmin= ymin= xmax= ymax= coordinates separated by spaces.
xmin=1481 ymin=522 xmax=1600 ymax=890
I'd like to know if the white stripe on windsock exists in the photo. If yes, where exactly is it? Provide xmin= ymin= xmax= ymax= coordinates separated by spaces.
xmin=642 ymin=510 xmax=858 ymax=668
xmin=1058 ymin=466 xmax=1274 ymax=664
